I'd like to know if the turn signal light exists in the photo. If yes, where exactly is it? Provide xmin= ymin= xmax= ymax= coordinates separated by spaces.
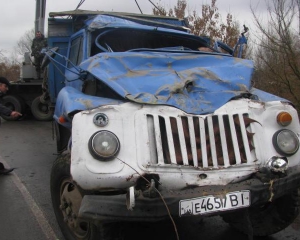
xmin=277 ymin=112 xmax=292 ymax=126
xmin=58 ymin=115 xmax=67 ymax=123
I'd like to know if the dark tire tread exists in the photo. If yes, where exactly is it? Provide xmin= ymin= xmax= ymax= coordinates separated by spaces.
xmin=50 ymin=153 xmax=124 ymax=240
xmin=31 ymin=96 xmax=53 ymax=121
xmin=222 ymin=189 xmax=300 ymax=237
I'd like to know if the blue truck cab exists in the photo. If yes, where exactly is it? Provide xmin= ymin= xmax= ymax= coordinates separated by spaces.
xmin=46 ymin=10 xmax=300 ymax=240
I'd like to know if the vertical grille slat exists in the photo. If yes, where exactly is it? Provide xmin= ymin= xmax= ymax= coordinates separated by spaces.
xmin=176 ymin=117 xmax=189 ymax=165
xmin=238 ymin=114 xmax=252 ymax=162
xmin=164 ymin=116 xmax=177 ymax=164
xmin=199 ymin=118 xmax=208 ymax=168
xmin=188 ymin=117 xmax=198 ymax=167
xmin=218 ymin=115 xmax=230 ymax=167
xmin=228 ymin=115 xmax=242 ymax=164
xmin=146 ymin=115 xmax=158 ymax=164
xmin=153 ymin=115 xmax=164 ymax=164
xmin=207 ymin=116 xmax=218 ymax=168
xmin=145 ymin=112 xmax=256 ymax=169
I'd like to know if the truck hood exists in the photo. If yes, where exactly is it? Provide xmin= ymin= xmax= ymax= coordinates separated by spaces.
xmin=55 ymin=51 xmax=287 ymax=125
xmin=79 ymin=52 xmax=254 ymax=114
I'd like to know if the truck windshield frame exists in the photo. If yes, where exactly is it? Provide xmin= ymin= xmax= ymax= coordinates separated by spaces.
xmin=92 ymin=27 xmax=212 ymax=54
xmin=68 ymin=36 xmax=84 ymax=67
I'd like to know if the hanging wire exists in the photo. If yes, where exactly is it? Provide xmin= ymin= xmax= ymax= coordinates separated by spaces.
xmin=135 ymin=0 xmax=143 ymax=14
xmin=134 ymin=0 xmax=165 ymax=15
xmin=44 ymin=48 xmax=83 ymax=82
xmin=117 ymin=157 xmax=180 ymax=240
xmin=148 ymin=0 xmax=165 ymax=15
xmin=75 ymin=0 xmax=86 ymax=10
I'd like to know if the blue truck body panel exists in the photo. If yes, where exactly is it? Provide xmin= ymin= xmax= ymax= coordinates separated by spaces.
xmin=48 ymin=11 xmax=286 ymax=123
xmin=85 ymin=13 xmax=190 ymax=31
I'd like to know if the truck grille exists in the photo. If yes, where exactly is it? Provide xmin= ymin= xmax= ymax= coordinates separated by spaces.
xmin=146 ymin=113 xmax=256 ymax=168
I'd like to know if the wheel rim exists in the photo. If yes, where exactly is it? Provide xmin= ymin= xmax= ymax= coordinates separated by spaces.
xmin=38 ymin=102 xmax=50 ymax=113
xmin=59 ymin=178 xmax=91 ymax=239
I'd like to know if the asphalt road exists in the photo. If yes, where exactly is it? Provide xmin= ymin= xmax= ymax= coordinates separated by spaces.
xmin=0 ymin=117 xmax=299 ymax=240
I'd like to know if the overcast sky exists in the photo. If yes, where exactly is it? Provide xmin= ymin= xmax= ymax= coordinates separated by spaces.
xmin=0 ymin=0 xmax=269 ymax=57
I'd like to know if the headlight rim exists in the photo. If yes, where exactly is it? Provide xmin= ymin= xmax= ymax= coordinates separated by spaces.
xmin=88 ymin=130 xmax=120 ymax=161
xmin=272 ymin=129 xmax=300 ymax=156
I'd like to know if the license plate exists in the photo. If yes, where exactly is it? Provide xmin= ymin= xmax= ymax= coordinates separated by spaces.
xmin=179 ymin=190 xmax=250 ymax=216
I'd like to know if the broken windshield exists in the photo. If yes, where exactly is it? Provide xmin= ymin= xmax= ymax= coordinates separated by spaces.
xmin=92 ymin=28 xmax=213 ymax=54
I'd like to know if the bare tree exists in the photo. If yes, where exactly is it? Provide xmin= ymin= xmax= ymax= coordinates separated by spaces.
xmin=0 ymin=52 xmax=20 ymax=82
xmin=0 ymin=50 xmax=5 ymax=62
xmin=15 ymin=28 xmax=35 ymax=56
xmin=152 ymin=0 xmax=241 ymax=47
xmin=0 ymin=62 xmax=20 ymax=82
xmin=0 ymin=29 xmax=34 ymax=81
xmin=252 ymin=0 xmax=300 ymax=112
xmin=297 ymin=0 xmax=300 ymax=34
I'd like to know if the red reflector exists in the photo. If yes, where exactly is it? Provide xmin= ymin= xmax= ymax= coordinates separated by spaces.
xmin=58 ymin=116 xmax=67 ymax=123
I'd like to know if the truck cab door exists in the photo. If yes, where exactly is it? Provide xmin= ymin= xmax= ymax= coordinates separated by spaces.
xmin=65 ymin=30 xmax=87 ymax=90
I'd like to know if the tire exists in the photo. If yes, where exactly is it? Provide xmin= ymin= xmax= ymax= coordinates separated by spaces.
xmin=54 ymin=122 xmax=71 ymax=154
xmin=222 ymin=189 xmax=300 ymax=237
xmin=1 ymin=95 xmax=25 ymax=121
xmin=50 ymin=153 xmax=124 ymax=240
xmin=31 ymin=96 xmax=54 ymax=121
xmin=50 ymin=153 xmax=100 ymax=240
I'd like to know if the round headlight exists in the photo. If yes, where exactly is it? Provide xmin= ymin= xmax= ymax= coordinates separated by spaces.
xmin=89 ymin=131 xmax=120 ymax=160
xmin=272 ymin=129 xmax=300 ymax=156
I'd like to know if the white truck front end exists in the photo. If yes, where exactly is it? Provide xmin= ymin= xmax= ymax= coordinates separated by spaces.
xmin=70 ymin=99 xmax=300 ymax=221
xmin=49 ymin=11 xmax=300 ymax=239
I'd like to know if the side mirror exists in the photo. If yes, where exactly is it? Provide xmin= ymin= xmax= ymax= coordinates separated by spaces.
xmin=41 ymin=47 xmax=59 ymax=70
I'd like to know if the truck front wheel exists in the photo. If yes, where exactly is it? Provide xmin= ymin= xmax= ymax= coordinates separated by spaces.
xmin=222 ymin=189 xmax=300 ymax=237
xmin=31 ymin=96 xmax=54 ymax=121
xmin=51 ymin=153 xmax=124 ymax=240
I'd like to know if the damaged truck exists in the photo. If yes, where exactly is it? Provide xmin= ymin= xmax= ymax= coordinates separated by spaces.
xmin=45 ymin=9 xmax=300 ymax=240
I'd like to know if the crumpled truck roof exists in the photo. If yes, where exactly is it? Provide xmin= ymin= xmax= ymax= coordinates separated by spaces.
xmin=49 ymin=10 xmax=190 ymax=32
xmin=79 ymin=51 xmax=254 ymax=115
xmin=51 ymin=11 xmax=287 ymax=122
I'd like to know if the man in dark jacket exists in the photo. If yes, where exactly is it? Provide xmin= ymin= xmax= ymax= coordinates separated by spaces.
xmin=31 ymin=31 xmax=48 ymax=79
xmin=0 ymin=77 xmax=22 ymax=174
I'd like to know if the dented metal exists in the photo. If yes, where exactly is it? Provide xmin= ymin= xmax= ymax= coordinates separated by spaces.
xmin=79 ymin=52 xmax=254 ymax=114
xmin=48 ymin=11 xmax=300 ymax=234
xmin=53 ymin=13 xmax=287 ymax=120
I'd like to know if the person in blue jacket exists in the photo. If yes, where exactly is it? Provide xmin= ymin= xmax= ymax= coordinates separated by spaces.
xmin=0 ymin=77 xmax=22 ymax=174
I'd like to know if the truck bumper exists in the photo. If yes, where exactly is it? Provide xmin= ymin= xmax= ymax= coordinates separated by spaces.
xmin=78 ymin=166 xmax=300 ymax=223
